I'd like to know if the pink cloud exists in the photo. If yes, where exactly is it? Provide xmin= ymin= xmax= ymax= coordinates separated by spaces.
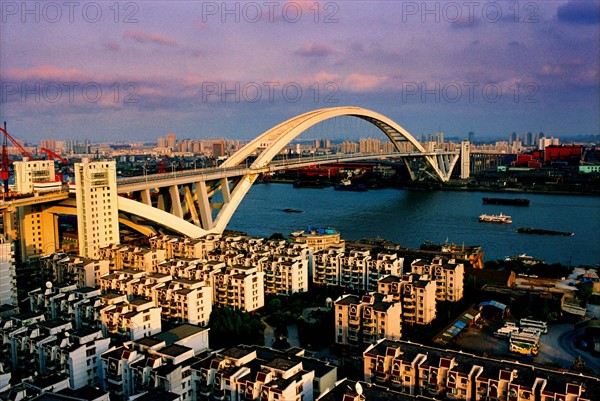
xmin=123 ymin=30 xmax=177 ymax=46
xmin=343 ymin=73 xmax=387 ymax=92
xmin=3 ymin=65 xmax=87 ymax=81
xmin=104 ymin=41 xmax=121 ymax=52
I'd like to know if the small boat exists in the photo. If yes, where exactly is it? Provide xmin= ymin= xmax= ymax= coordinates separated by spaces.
xmin=479 ymin=213 xmax=512 ymax=223
xmin=282 ymin=208 xmax=303 ymax=213
xmin=483 ymin=197 xmax=530 ymax=206
xmin=517 ymin=227 xmax=574 ymax=236
xmin=334 ymin=179 xmax=367 ymax=192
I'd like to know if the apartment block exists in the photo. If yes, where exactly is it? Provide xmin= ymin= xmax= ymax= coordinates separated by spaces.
xmin=290 ymin=227 xmax=346 ymax=252
xmin=411 ymin=257 xmax=465 ymax=302
xmin=12 ymin=159 xmax=57 ymax=195
xmin=334 ymin=293 xmax=402 ymax=349
xmin=313 ymin=248 xmax=343 ymax=286
xmin=41 ymin=252 xmax=109 ymax=288
xmin=100 ymin=323 xmax=209 ymax=400
xmin=363 ymin=339 xmax=599 ymax=401
xmin=261 ymin=253 xmax=309 ymax=295
xmin=149 ymin=234 xmax=221 ymax=259
xmin=192 ymin=345 xmax=337 ymax=401
xmin=339 ymin=249 xmax=372 ymax=291
xmin=0 ymin=237 xmax=17 ymax=306
xmin=377 ymin=274 xmax=437 ymax=326
xmin=98 ymin=244 xmax=166 ymax=272
xmin=154 ymin=279 xmax=212 ymax=325
xmin=99 ymin=295 xmax=161 ymax=340
xmin=0 ymin=316 xmax=109 ymax=391
xmin=212 ymin=265 xmax=265 ymax=312
xmin=365 ymin=252 xmax=403 ymax=292
xmin=74 ymin=160 xmax=119 ymax=260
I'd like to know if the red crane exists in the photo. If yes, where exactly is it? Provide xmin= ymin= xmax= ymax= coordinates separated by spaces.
xmin=39 ymin=148 xmax=68 ymax=164
xmin=1 ymin=122 xmax=36 ymax=193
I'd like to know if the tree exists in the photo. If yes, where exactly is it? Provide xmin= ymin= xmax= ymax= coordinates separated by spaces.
xmin=209 ymin=307 xmax=265 ymax=348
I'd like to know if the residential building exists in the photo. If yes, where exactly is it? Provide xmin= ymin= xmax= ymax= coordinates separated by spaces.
xmin=191 ymin=345 xmax=337 ymax=401
xmin=212 ymin=265 xmax=265 ymax=312
xmin=339 ymin=249 xmax=371 ymax=291
xmin=74 ymin=160 xmax=119 ymax=259
xmin=411 ymin=257 xmax=465 ymax=302
xmin=0 ymin=237 xmax=16 ymax=306
xmin=99 ymin=296 xmax=161 ymax=340
xmin=313 ymin=248 xmax=343 ymax=286
xmin=363 ymin=339 xmax=599 ymax=401
xmin=334 ymin=293 xmax=402 ymax=349
xmin=290 ymin=227 xmax=346 ymax=252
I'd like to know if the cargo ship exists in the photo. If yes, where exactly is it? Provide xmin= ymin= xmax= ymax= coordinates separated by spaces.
xmin=482 ymin=197 xmax=530 ymax=206
xmin=479 ymin=213 xmax=512 ymax=223
xmin=293 ymin=180 xmax=327 ymax=189
xmin=517 ymin=227 xmax=574 ymax=236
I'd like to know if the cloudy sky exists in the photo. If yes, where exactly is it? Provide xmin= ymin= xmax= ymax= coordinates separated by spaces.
xmin=0 ymin=0 xmax=598 ymax=143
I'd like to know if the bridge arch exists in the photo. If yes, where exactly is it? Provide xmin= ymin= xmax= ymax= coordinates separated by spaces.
xmin=222 ymin=106 xmax=428 ymax=169
xmin=210 ymin=106 xmax=451 ymax=234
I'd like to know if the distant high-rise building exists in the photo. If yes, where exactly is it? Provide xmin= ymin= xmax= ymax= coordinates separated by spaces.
xmin=468 ymin=131 xmax=475 ymax=144
xmin=460 ymin=140 xmax=470 ymax=180
xmin=157 ymin=137 xmax=167 ymax=148
xmin=509 ymin=132 xmax=518 ymax=145
xmin=166 ymin=133 xmax=176 ymax=151
xmin=213 ymin=141 xmax=225 ymax=157
xmin=526 ymin=131 xmax=534 ymax=146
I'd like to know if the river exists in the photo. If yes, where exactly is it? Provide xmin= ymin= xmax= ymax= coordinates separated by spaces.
xmin=227 ymin=183 xmax=600 ymax=266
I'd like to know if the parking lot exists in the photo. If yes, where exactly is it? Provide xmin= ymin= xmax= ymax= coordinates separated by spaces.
xmin=454 ymin=322 xmax=600 ymax=374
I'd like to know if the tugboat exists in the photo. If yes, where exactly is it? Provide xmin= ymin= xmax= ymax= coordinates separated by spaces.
xmin=479 ymin=213 xmax=512 ymax=223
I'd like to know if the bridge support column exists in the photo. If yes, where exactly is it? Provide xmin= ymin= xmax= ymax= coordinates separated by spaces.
xmin=221 ymin=178 xmax=231 ymax=203
xmin=140 ymin=189 xmax=152 ymax=206
xmin=183 ymin=185 xmax=200 ymax=226
xmin=195 ymin=181 xmax=213 ymax=230
xmin=169 ymin=185 xmax=183 ymax=218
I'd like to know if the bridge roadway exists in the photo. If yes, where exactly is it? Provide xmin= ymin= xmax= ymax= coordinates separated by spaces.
xmin=116 ymin=150 xmax=458 ymax=192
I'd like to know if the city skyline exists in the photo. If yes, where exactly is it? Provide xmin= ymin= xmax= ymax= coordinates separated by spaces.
xmin=0 ymin=1 xmax=598 ymax=143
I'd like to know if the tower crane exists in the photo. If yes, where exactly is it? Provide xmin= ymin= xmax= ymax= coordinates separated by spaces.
xmin=1 ymin=122 xmax=36 ymax=193
xmin=39 ymin=148 xmax=68 ymax=164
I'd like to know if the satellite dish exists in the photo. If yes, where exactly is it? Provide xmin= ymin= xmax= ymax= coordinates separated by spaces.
xmin=64 ymin=332 xmax=70 ymax=337
xmin=355 ymin=382 xmax=363 ymax=396
xmin=45 ymin=281 xmax=53 ymax=289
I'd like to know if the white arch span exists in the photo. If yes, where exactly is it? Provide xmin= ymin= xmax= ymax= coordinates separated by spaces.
xmin=208 ymin=106 xmax=449 ymax=235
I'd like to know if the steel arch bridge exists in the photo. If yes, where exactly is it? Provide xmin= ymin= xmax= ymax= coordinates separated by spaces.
xmin=10 ymin=107 xmax=460 ymax=241
xmin=111 ymin=106 xmax=458 ymax=238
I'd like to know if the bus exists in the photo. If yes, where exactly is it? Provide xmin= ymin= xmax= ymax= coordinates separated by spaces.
xmin=519 ymin=318 xmax=548 ymax=334
xmin=510 ymin=333 xmax=540 ymax=356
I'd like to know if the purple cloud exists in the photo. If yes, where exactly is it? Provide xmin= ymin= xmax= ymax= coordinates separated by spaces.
xmin=123 ymin=30 xmax=177 ymax=46
xmin=294 ymin=43 xmax=334 ymax=57
xmin=557 ymin=0 xmax=600 ymax=24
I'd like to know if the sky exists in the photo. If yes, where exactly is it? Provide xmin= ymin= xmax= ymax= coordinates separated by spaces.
xmin=0 ymin=0 xmax=598 ymax=144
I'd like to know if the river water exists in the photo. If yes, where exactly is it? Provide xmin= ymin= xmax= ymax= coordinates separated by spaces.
xmin=227 ymin=183 xmax=600 ymax=266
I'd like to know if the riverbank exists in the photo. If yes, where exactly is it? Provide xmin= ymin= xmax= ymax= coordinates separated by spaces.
xmin=261 ymin=178 xmax=600 ymax=196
